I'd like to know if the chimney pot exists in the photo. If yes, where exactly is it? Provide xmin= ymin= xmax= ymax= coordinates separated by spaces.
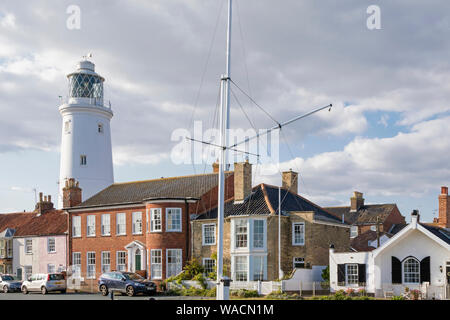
xmin=441 ymin=186 xmax=448 ymax=195
xmin=39 ymin=192 xmax=43 ymax=202
xmin=212 ymin=160 xmax=219 ymax=173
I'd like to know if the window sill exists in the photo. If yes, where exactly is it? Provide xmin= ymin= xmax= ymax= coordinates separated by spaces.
xmin=149 ymin=230 xmax=162 ymax=233
xmin=166 ymin=230 xmax=182 ymax=233
xmin=116 ymin=234 xmax=127 ymax=237
xmin=202 ymin=243 xmax=216 ymax=246
xmin=292 ymin=243 xmax=305 ymax=246
xmin=132 ymin=233 xmax=143 ymax=236
xmin=101 ymin=234 xmax=111 ymax=237
xmin=47 ymin=252 xmax=57 ymax=254
xmin=72 ymin=236 xmax=82 ymax=238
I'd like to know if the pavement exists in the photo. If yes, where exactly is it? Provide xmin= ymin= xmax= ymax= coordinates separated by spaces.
xmin=0 ymin=292 xmax=209 ymax=300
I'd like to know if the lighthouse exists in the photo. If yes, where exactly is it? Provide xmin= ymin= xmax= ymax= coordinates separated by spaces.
xmin=58 ymin=58 xmax=114 ymax=208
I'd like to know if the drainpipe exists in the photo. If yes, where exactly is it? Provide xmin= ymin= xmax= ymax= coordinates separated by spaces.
xmin=185 ymin=200 xmax=190 ymax=263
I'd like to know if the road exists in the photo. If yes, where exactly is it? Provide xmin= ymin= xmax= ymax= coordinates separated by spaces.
xmin=0 ymin=292 xmax=210 ymax=300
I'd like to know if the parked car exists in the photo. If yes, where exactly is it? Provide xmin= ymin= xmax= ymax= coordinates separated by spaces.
xmin=98 ymin=271 xmax=156 ymax=297
xmin=21 ymin=273 xmax=66 ymax=294
xmin=0 ymin=274 xmax=22 ymax=293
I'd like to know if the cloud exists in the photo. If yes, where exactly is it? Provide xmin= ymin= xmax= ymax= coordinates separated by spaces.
xmin=255 ymin=116 xmax=450 ymax=204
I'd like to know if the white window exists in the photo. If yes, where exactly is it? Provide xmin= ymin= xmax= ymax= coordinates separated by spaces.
xmin=87 ymin=215 xmax=96 ymax=236
xmin=403 ymin=258 xmax=420 ymax=284
xmin=0 ymin=240 xmax=4 ymax=258
xmin=25 ymin=239 xmax=33 ymax=254
xmin=101 ymin=251 xmax=111 ymax=273
xmin=202 ymin=224 xmax=216 ymax=245
xmin=80 ymin=155 xmax=87 ymax=166
xmin=253 ymin=220 xmax=264 ymax=248
xmin=350 ymin=226 xmax=358 ymax=238
xmin=203 ymin=258 xmax=216 ymax=276
xmin=346 ymin=264 xmax=358 ymax=286
xmin=166 ymin=249 xmax=182 ymax=278
xmin=116 ymin=213 xmax=126 ymax=235
xmin=47 ymin=237 xmax=56 ymax=253
xmin=150 ymin=208 xmax=162 ymax=232
xmin=370 ymin=225 xmax=377 ymax=232
xmin=98 ymin=123 xmax=103 ymax=133
xmin=253 ymin=256 xmax=264 ymax=281
xmin=132 ymin=212 xmax=143 ymax=235
xmin=101 ymin=214 xmax=111 ymax=236
xmin=292 ymin=222 xmax=305 ymax=246
xmin=234 ymin=256 xmax=248 ymax=282
xmin=151 ymin=249 xmax=162 ymax=279
xmin=87 ymin=252 xmax=96 ymax=279
xmin=72 ymin=216 xmax=81 ymax=237
xmin=117 ymin=251 xmax=127 ymax=272
xmin=73 ymin=252 xmax=81 ymax=278
xmin=6 ymin=240 xmax=12 ymax=257
xmin=47 ymin=264 xmax=56 ymax=273
xmin=166 ymin=208 xmax=182 ymax=232
xmin=235 ymin=219 xmax=248 ymax=248
xmin=293 ymin=257 xmax=305 ymax=268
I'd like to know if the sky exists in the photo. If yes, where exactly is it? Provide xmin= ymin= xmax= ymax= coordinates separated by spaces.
xmin=0 ymin=0 xmax=449 ymax=223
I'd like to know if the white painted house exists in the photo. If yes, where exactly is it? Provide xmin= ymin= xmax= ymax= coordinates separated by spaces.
xmin=329 ymin=211 xmax=450 ymax=299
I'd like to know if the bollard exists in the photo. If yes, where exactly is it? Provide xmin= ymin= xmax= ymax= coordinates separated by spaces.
xmin=110 ymin=290 xmax=114 ymax=300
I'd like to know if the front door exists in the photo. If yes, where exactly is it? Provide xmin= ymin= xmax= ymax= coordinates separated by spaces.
xmin=135 ymin=249 xmax=141 ymax=272
xmin=16 ymin=268 xmax=22 ymax=280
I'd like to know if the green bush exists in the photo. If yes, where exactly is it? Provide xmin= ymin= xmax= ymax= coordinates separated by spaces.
xmin=230 ymin=289 xmax=260 ymax=298
xmin=391 ymin=295 xmax=406 ymax=300
xmin=265 ymin=290 xmax=303 ymax=300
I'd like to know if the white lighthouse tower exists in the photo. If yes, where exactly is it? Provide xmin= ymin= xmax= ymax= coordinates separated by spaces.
xmin=58 ymin=58 xmax=114 ymax=208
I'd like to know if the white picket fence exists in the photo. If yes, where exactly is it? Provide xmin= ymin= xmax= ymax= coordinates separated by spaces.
xmin=230 ymin=281 xmax=283 ymax=295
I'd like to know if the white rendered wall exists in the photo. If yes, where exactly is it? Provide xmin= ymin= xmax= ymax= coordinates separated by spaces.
xmin=58 ymin=101 xmax=114 ymax=207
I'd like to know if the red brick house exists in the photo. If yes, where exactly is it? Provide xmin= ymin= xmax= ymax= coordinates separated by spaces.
xmin=324 ymin=191 xmax=406 ymax=252
xmin=64 ymin=172 xmax=233 ymax=284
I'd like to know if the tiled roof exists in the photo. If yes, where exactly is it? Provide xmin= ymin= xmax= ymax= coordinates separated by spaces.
xmin=421 ymin=223 xmax=450 ymax=245
xmin=324 ymin=204 xmax=397 ymax=225
xmin=193 ymin=184 xmax=345 ymax=225
xmin=0 ymin=210 xmax=67 ymax=237
xmin=75 ymin=172 xmax=233 ymax=208
xmin=350 ymin=230 xmax=392 ymax=252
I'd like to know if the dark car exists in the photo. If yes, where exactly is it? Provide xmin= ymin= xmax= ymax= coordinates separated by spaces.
xmin=98 ymin=271 xmax=156 ymax=297
xmin=0 ymin=274 xmax=22 ymax=293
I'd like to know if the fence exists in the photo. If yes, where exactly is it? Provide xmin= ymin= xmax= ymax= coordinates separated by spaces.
xmin=379 ymin=283 xmax=449 ymax=300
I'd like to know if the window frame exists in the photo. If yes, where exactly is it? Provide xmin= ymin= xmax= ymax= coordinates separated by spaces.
xmin=150 ymin=208 xmax=162 ymax=232
xmin=345 ymin=263 xmax=359 ymax=286
xmin=72 ymin=216 xmax=81 ymax=238
xmin=202 ymin=258 xmax=216 ymax=277
xmin=116 ymin=213 xmax=126 ymax=236
xmin=25 ymin=238 xmax=33 ymax=255
xmin=87 ymin=251 xmax=96 ymax=279
xmin=132 ymin=211 xmax=143 ymax=235
xmin=47 ymin=264 xmax=56 ymax=274
xmin=252 ymin=255 xmax=265 ymax=281
xmin=166 ymin=249 xmax=182 ymax=278
xmin=150 ymin=249 xmax=162 ymax=280
xmin=252 ymin=219 xmax=265 ymax=249
xmin=101 ymin=251 xmax=111 ymax=273
xmin=234 ymin=219 xmax=248 ymax=249
xmin=80 ymin=155 xmax=87 ymax=166
xmin=116 ymin=251 xmax=127 ymax=272
xmin=166 ymin=208 xmax=182 ymax=232
xmin=350 ymin=226 xmax=358 ymax=238
xmin=86 ymin=215 xmax=96 ymax=237
xmin=101 ymin=214 xmax=111 ymax=236
xmin=47 ymin=237 xmax=56 ymax=253
xmin=292 ymin=222 xmax=305 ymax=246
xmin=72 ymin=252 xmax=81 ymax=278
xmin=402 ymin=257 xmax=420 ymax=284
xmin=233 ymin=255 xmax=248 ymax=282
xmin=293 ymin=257 xmax=305 ymax=269
xmin=202 ymin=223 xmax=216 ymax=246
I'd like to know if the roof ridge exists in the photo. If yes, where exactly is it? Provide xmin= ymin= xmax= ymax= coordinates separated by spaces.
xmin=111 ymin=171 xmax=233 ymax=185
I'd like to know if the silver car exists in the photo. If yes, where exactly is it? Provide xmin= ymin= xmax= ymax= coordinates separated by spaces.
xmin=0 ymin=274 xmax=22 ymax=293
xmin=21 ymin=273 xmax=66 ymax=294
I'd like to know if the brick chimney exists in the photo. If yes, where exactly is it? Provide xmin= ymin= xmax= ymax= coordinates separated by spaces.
xmin=234 ymin=160 xmax=252 ymax=202
xmin=437 ymin=186 xmax=449 ymax=228
xmin=350 ymin=191 xmax=364 ymax=212
xmin=282 ymin=169 xmax=298 ymax=194
xmin=34 ymin=192 xmax=54 ymax=215
xmin=63 ymin=178 xmax=82 ymax=208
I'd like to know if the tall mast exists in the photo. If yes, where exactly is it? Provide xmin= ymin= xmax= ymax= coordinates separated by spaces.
xmin=216 ymin=0 xmax=232 ymax=300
